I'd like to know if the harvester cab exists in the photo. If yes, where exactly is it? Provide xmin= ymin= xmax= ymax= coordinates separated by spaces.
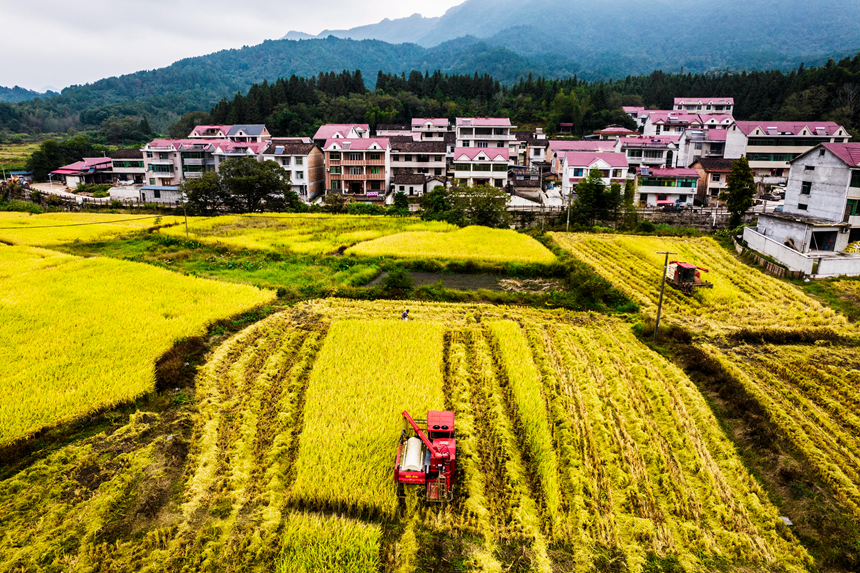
xmin=666 ymin=261 xmax=714 ymax=296
xmin=394 ymin=410 xmax=456 ymax=502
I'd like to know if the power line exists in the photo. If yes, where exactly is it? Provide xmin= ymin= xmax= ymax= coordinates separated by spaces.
xmin=0 ymin=215 xmax=165 ymax=230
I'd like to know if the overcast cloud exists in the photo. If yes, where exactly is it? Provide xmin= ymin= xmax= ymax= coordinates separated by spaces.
xmin=0 ymin=0 xmax=463 ymax=92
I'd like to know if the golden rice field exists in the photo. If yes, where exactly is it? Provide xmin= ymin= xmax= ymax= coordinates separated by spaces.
xmin=345 ymin=226 xmax=557 ymax=264
xmin=0 ymin=244 xmax=275 ymax=446
xmin=158 ymin=214 xmax=456 ymax=255
xmin=0 ymin=299 xmax=814 ymax=572
xmin=551 ymin=233 xmax=843 ymax=333
xmin=0 ymin=212 xmax=182 ymax=246
xmin=702 ymin=343 xmax=860 ymax=522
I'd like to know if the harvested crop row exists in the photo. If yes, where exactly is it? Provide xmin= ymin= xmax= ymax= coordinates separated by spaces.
xmin=288 ymin=319 xmax=446 ymax=519
xmin=0 ymin=212 xmax=182 ymax=246
xmin=551 ymin=233 xmax=843 ymax=333
xmin=276 ymin=512 xmax=381 ymax=573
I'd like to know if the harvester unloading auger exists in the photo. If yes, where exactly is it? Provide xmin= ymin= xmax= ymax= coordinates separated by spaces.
xmin=394 ymin=410 xmax=456 ymax=502
xmin=666 ymin=261 xmax=713 ymax=296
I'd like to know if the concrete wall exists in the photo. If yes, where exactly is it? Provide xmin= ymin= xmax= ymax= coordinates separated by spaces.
xmin=785 ymin=149 xmax=850 ymax=221
xmin=818 ymin=256 xmax=860 ymax=277
xmin=756 ymin=215 xmax=812 ymax=251
xmin=724 ymin=125 xmax=746 ymax=159
xmin=743 ymin=227 xmax=815 ymax=273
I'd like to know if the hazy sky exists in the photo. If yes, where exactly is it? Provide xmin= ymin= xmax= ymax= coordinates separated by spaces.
xmin=1 ymin=0 xmax=463 ymax=92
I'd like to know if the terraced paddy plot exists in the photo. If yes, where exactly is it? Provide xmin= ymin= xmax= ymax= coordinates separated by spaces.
xmin=703 ymin=343 xmax=860 ymax=522
xmin=0 ymin=244 xmax=275 ymax=445
xmin=0 ymin=299 xmax=813 ymax=572
xmin=345 ymin=225 xmax=557 ymax=264
xmin=0 ymin=212 xmax=182 ymax=246
xmin=551 ymin=233 xmax=842 ymax=332
xmin=158 ymin=213 xmax=456 ymax=255
xmin=289 ymin=319 xmax=446 ymax=519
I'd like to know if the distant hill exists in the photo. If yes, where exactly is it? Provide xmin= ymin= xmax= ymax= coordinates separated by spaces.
xmin=0 ymin=85 xmax=56 ymax=104
xmin=284 ymin=0 xmax=860 ymax=75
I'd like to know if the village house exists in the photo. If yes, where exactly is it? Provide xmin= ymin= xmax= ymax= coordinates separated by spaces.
xmin=411 ymin=118 xmax=451 ymax=141
xmin=451 ymin=147 xmax=510 ymax=188
xmin=260 ymin=138 xmax=325 ymax=202
xmin=744 ymin=143 xmax=860 ymax=276
xmin=514 ymin=129 xmax=549 ymax=167
xmin=51 ymin=157 xmax=113 ymax=187
xmin=673 ymin=97 xmax=734 ymax=115
xmin=323 ymin=138 xmax=391 ymax=196
xmin=312 ymin=124 xmax=370 ymax=148
xmin=109 ymin=149 xmax=146 ymax=185
xmin=615 ymin=135 xmax=680 ymax=169
xmin=727 ymin=121 xmax=851 ymax=184
xmin=622 ymin=106 xmax=647 ymax=130
xmin=677 ymin=129 xmax=730 ymax=167
xmin=455 ymin=118 xmax=518 ymax=162
xmin=641 ymin=111 xmax=705 ymax=137
xmin=560 ymin=152 xmax=628 ymax=198
xmin=392 ymin=172 xmax=429 ymax=197
xmin=211 ymin=140 xmax=269 ymax=171
xmin=636 ymin=167 xmax=700 ymax=207
xmin=187 ymin=124 xmax=271 ymax=142
xmin=594 ymin=125 xmax=640 ymax=140
xmin=690 ymin=157 xmax=735 ymax=206
xmin=375 ymin=124 xmax=412 ymax=137
xmin=389 ymin=138 xmax=447 ymax=176
xmin=548 ymin=140 xmax=616 ymax=174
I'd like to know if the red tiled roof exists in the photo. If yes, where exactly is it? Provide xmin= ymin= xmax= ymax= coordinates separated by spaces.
xmin=564 ymin=152 xmax=628 ymax=168
xmin=313 ymin=124 xmax=370 ymax=140
xmin=456 ymin=117 xmax=512 ymax=127
xmin=324 ymin=138 xmax=390 ymax=151
xmin=643 ymin=168 xmax=700 ymax=178
xmin=819 ymin=143 xmax=860 ymax=167
xmin=735 ymin=121 xmax=847 ymax=137
xmin=453 ymin=147 xmax=510 ymax=161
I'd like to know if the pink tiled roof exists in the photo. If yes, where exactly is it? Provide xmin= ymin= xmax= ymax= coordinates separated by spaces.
xmin=619 ymin=135 xmax=680 ymax=146
xmin=313 ymin=124 xmax=370 ymax=140
xmin=674 ymin=97 xmax=734 ymax=105
xmin=820 ymin=143 xmax=860 ymax=167
xmin=643 ymin=168 xmax=700 ymax=178
xmin=549 ymin=140 xmax=616 ymax=152
xmin=453 ymin=147 xmax=510 ymax=161
xmin=595 ymin=126 xmax=639 ymax=135
xmin=705 ymin=129 xmax=728 ymax=141
xmin=146 ymin=138 xmax=222 ymax=150
xmin=456 ymin=117 xmax=512 ymax=127
xmin=622 ymin=106 xmax=645 ymax=114
xmin=214 ymin=141 xmax=269 ymax=154
xmin=701 ymin=115 xmax=734 ymax=124
xmin=735 ymin=121 xmax=847 ymax=137
xmin=564 ymin=152 xmax=628 ymax=168
xmin=324 ymin=138 xmax=390 ymax=151
xmin=56 ymin=157 xmax=113 ymax=172
xmin=412 ymin=118 xmax=449 ymax=127
xmin=648 ymin=111 xmax=703 ymax=124
xmin=189 ymin=125 xmax=231 ymax=136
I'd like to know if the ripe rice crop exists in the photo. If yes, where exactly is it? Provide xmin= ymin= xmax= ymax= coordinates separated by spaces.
xmin=0 ymin=244 xmax=275 ymax=445
xmin=288 ymin=319 xmax=446 ymax=519
xmin=703 ymin=343 xmax=860 ymax=521
xmin=551 ymin=233 xmax=842 ymax=332
xmin=276 ymin=512 xmax=381 ymax=573
xmin=345 ymin=226 xmax=557 ymax=264
xmin=0 ymin=211 xmax=182 ymax=246
xmin=159 ymin=213 xmax=455 ymax=255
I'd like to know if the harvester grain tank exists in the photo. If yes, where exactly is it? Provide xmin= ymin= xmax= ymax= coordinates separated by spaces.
xmin=666 ymin=261 xmax=713 ymax=295
xmin=394 ymin=410 xmax=456 ymax=501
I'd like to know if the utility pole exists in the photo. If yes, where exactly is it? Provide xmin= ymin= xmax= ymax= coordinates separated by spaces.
xmin=654 ymin=251 xmax=678 ymax=342
xmin=566 ymin=187 xmax=571 ymax=232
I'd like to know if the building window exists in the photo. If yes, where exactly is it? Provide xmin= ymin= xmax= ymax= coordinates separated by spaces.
xmin=805 ymin=165 xmax=814 ymax=171
xmin=149 ymin=178 xmax=155 ymax=185
xmin=798 ymin=204 xmax=808 ymax=210
xmin=695 ymin=143 xmax=703 ymax=150
xmin=612 ymin=169 xmax=622 ymax=177
xmin=399 ymin=186 xmax=405 ymax=191
xmin=369 ymin=181 xmax=381 ymax=191
xmin=368 ymin=153 xmax=380 ymax=161
xmin=282 ymin=157 xmax=290 ymax=165
xmin=851 ymin=171 xmax=860 ymax=188
xmin=492 ymin=164 xmax=507 ymax=172
xmin=819 ymin=148 xmax=826 ymax=157
xmin=711 ymin=174 xmax=721 ymax=182
xmin=573 ymin=168 xmax=584 ymax=177
xmin=296 ymin=157 xmax=303 ymax=165
xmin=454 ymin=164 xmax=471 ymax=171
xmin=154 ymin=190 xmax=161 ymax=199
xmin=655 ymin=125 xmax=661 ymax=135
xmin=801 ymin=182 xmax=812 ymax=195
xmin=477 ymin=142 xmax=489 ymax=148
xmin=330 ymin=166 xmax=341 ymax=175
xmin=330 ymin=152 xmax=341 ymax=160
xmin=350 ymin=167 xmax=362 ymax=175
xmin=435 ymin=168 xmax=442 ymax=175
xmin=494 ymin=179 xmax=504 ymax=187
xmin=627 ymin=150 xmax=643 ymax=158
xmin=599 ymin=170 xmax=610 ymax=177
xmin=296 ymin=171 xmax=304 ymax=179
xmin=368 ymin=167 xmax=381 ymax=174
xmin=644 ymin=150 xmax=663 ymax=159
xmin=349 ymin=153 xmax=362 ymax=161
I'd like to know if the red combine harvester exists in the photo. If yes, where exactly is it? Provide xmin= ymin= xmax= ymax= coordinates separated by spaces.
xmin=666 ymin=261 xmax=713 ymax=295
xmin=394 ymin=410 xmax=456 ymax=502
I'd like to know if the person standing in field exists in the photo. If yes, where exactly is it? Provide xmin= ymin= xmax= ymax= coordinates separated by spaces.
xmin=402 ymin=310 xmax=409 ymax=321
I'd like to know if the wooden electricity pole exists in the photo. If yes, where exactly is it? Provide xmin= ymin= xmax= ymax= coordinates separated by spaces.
xmin=654 ymin=251 xmax=678 ymax=342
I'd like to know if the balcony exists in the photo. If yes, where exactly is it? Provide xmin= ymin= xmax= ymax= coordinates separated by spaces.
xmin=184 ymin=172 xmax=203 ymax=179
xmin=150 ymin=158 xmax=174 ymax=165
xmin=147 ymin=146 xmax=174 ymax=152
xmin=338 ymin=158 xmax=385 ymax=166
xmin=183 ymin=158 xmax=205 ymax=166
xmin=338 ymin=172 xmax=386 ymax=180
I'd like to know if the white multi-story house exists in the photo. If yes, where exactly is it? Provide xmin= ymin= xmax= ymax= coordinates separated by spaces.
xmin=560 ymin=152 xmax=629 ymax=198
xmin=187 ymin=124 xmax=271 ymax=142
xmin=260 ymin=138 xmax=326 ymax=202
xmin=390 ymin=138 xmax=447 ymax=176
xmin=623 ymin=106 xmax=647 ymax=130
xmin=451 ymin=147 xmax=510 ymax=188
xmin=673 ymin=98 xmax=734 ymax=115
xmin=188 ymin=125 xmax=231 ymax=139
xmin=548 ymin=140 xmax=616 ymax=174
xmin=455 ymin=118 xmax=518 ymax=163
xmin=636 ymin=167 xmax=700 ymax=207
xmin=727 ymin=121 xmax=851 ymax=184
xmin=109 ymin=149 xmax=146 ymax=185
xmin=411 ymin=118 xmax=450 ymax=141
xmin=690 ymin=158 xmax=735 ymax=205
xmin=212 ymin=141 xmax=269 ymax=172
xmin=642 ymin=111 xmax=705 ymax=137
xmin=615 ymin=136 xmax=680 ymax=169
xmin=744 ymin=143 xmax=860 ymax=274
xmin=677 ymin=129 xmax=729 ymax=167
